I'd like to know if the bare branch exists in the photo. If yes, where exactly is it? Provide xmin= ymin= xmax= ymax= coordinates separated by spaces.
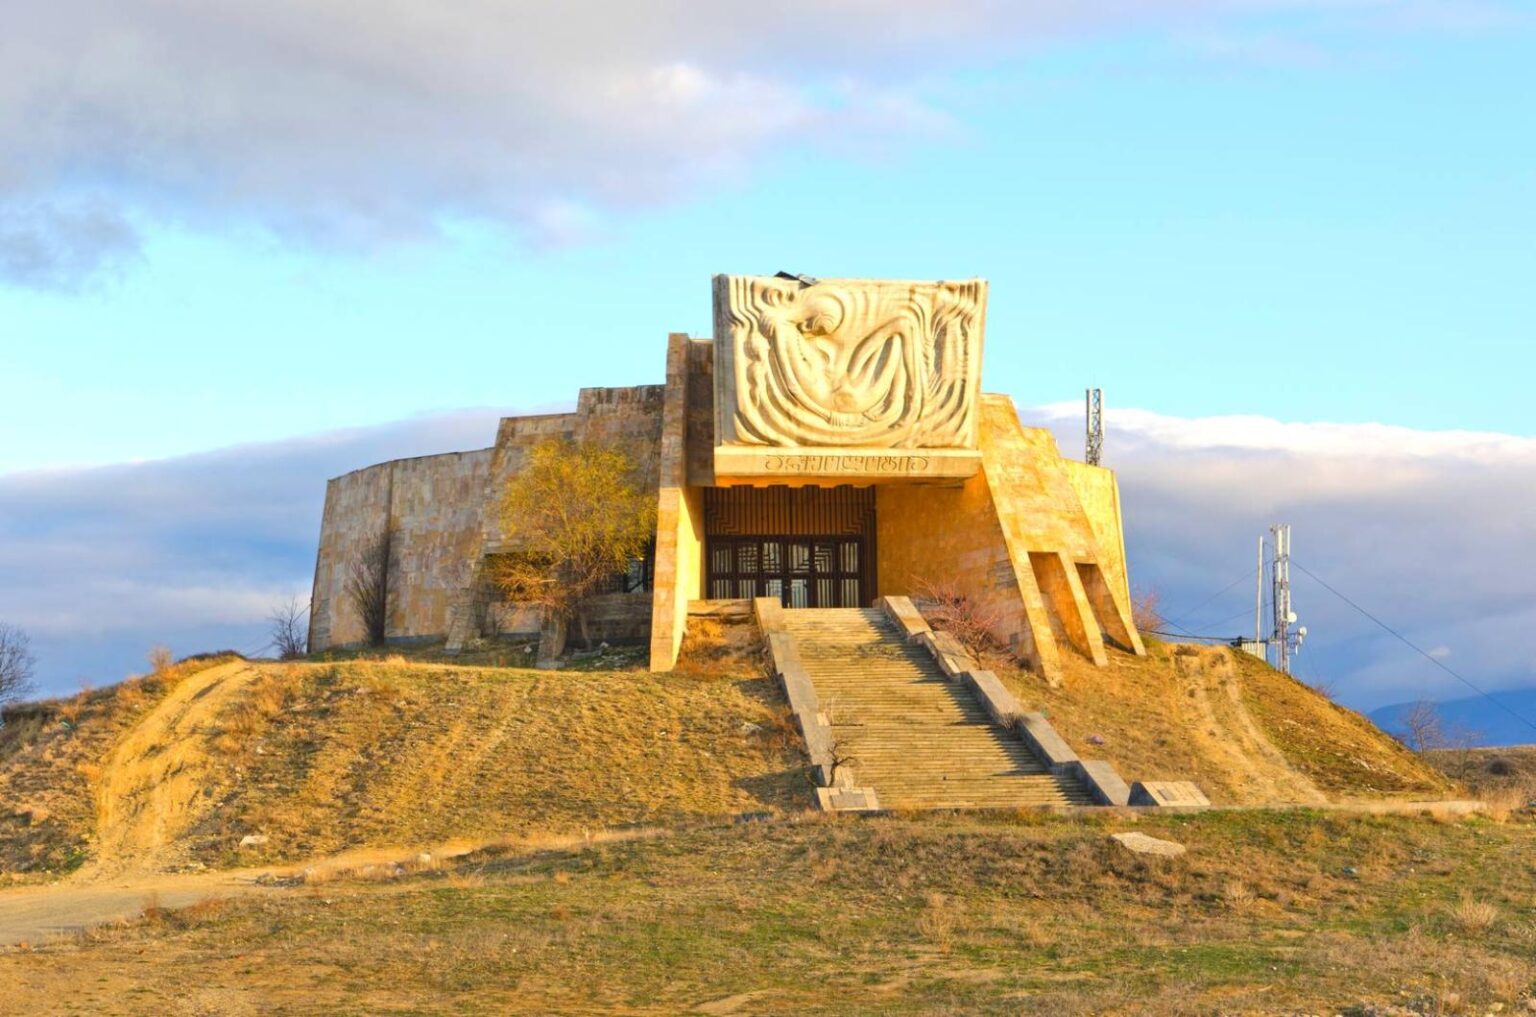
xmin=268 ymin=596 xmax=310 ymax=660
xmin=345 ymin=528 xmax=391 ymax=646
xmin=910 ymin=576 xmax=1003 ymax=660
xmin=0 ymin=622 xmax=37 ymax=708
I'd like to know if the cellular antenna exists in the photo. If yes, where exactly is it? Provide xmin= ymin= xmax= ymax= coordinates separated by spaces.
xmin=1269 ymin=523 xmax=1304 ymax=674
xmin=1085 ymin=388 xmax=1104 ymax=466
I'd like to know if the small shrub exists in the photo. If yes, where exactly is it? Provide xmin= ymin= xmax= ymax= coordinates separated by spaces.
xmin=916 ymin=892 xmax=956 ymax=952
xmin=1131 ymin=587 xmax=1163 ymax=631
xmin=1447 ymin=892 xmax=1499 ymax=935
xmin=1222 ymin=879 xmax=1256 ymax=911
xmin=148 ymin=645 xmax=174 ymax=675
xmin=911 ymin=576 xmax=1002 ymax=659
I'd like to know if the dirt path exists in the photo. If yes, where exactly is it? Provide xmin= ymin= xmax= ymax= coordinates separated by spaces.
xmin=0 ymin=868 xmax=275 ymax=948
xmin=1177 ymin=650 xmax=1328 ymax=805
xmin=0 ymin=830 xmax=662 ymax=949
xmin=87 ymin=660 xmax=260 ymax=879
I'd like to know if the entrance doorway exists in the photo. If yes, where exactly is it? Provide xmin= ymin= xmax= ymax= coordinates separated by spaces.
xmin=703 ymin=485 xmax=875 ymax=608
xmin=707 ymin=536 xmax=865 ymax=607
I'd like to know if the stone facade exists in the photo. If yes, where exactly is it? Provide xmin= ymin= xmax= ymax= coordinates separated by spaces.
xmin=308 ymin=388 xmax=662 ymax=652
xmin=310 ymin=275 xmax=1144 ymax=685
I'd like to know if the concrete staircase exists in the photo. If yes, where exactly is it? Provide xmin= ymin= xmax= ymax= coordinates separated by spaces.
xmin=783 ymin=608 xmax=1096 ymax=809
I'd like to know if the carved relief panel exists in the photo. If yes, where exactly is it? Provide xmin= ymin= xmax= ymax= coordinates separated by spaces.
xmin=712 ymin=275 xmax=987 ymax=481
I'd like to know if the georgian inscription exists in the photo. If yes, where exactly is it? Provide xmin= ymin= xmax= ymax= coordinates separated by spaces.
xmin=761 ymin=454 xmax=932 ymax=474
xmin=714 ymin=276 xmax=987 ymax=452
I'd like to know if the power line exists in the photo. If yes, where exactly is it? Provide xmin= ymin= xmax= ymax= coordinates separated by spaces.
xmin=1146 ymin=628 xmax=1241 ymax=642
xmin=1292 ymin=559 xmax=1536 ymax=740
xmin=1167 ymin=567 xmax=1258 ymax=626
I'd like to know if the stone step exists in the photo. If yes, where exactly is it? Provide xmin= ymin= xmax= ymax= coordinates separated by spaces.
xmin=781 ymin=607 xmax=1092 ymax=811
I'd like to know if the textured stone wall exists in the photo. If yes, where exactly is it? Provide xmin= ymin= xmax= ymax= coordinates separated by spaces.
xmin=309 ymin=461 xmax=395 ymax=650
xmin=309 ymin=449 xmax=494 ymax=650
xmin=310 ymin=385 xmax=667 ymax=654
xmin=385 ymin=450 xmax=496 ymax=640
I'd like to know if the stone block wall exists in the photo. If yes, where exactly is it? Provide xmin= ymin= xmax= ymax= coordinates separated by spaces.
xmin=310 ymin=384 xmax=667 ymax=654
xmin=309 ymin=449 xmax=494 ymax=650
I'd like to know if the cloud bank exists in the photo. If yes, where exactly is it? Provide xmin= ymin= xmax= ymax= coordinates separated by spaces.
xmin=2 ymin=0 xmax=1516 ymax=288
xmin=2 ymin=403 xmax=1533 ymax=721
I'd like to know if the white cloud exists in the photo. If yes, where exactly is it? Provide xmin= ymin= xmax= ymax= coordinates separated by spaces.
xmin=1023 ymin=404 xmax=1536 ymax=706
xmin=0 ymin=0 xmax=1515 ymax=287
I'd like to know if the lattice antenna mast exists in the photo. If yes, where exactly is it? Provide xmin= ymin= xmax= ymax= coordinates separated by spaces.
xmin=1270 ymin=524 xmax=1300 ymax=674
xmin=1085 ymin=388 xmax=1104 ymax=466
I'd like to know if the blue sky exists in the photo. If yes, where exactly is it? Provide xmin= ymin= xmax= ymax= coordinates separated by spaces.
xmin=3 ymin=2 xmax=1532 ymax=472
xmin=1 ymin=1 xmax=1534 ymax=732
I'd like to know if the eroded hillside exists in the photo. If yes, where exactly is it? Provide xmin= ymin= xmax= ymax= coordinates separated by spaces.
xmin=992 ymin=640 xmax=1454 ymax=804
xmin=2 ymin=646 xmax=809 ymax=880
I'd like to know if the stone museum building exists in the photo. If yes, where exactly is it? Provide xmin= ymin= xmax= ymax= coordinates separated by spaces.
xmin=308 ymin=275 xmax=1145 ymax=683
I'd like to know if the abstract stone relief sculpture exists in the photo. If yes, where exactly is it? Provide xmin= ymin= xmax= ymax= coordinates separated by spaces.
xmin=714 ymin=276 xmax=987 ymax=450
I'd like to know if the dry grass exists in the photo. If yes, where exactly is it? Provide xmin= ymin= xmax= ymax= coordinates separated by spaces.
xmin=1447 ymin=892 xmax=1500 ymax=935
xmin=3 ymin=810 xmax=1533 ymax=1015
xmin=3 ymin=646 xmax=806 ymax=879
xmin=988 ymin=640 xmax=1452 ymax=805
xmin=124 ymin=658 xmax=807 ymax=870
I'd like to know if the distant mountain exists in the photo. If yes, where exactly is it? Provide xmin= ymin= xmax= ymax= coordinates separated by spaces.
xmin=1369 ymin=688 xmax=1536 ymax=748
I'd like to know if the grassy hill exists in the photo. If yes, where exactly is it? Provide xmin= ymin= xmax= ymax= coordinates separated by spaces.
xmin=1 ymin=635 xmax=807 ymax=882
xmin=0 ymin=625 xmax=1458 ymax=884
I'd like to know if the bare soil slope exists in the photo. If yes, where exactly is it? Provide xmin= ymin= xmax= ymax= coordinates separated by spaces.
xmin=990 ymin=641 xmax=1453 ymax=804
xmin=0 ymin=656 xmax=240 ymax=884
xmin=2 ymin=627 xmax=1453 ymax=883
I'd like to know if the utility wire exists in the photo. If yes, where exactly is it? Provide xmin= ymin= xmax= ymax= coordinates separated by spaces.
xmin=1167 ymin=567 xmax=1258 ymax=626
xmin=1146 ymin=629 xmax=1238 ymax=642
xmin=1292 ymin=559 xmax=1536 ymax=740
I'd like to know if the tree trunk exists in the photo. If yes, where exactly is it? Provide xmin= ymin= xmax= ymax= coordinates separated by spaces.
xmin=537 ymin=611 xmax=569 ymax=667
xmin=575 ymin=606 xmax=594 ymax=650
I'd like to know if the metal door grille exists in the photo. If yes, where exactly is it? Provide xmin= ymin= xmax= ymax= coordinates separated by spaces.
xmin=706 ymin=536 xmax=866 ymax=608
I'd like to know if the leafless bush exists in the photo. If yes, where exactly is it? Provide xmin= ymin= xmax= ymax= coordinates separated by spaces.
xmin=1399 ymin=700 xmax=1446 ymax=753
xmin=1131 ymin=587 xmax=1163 ymax=632
xmin=911 ymin=577 xmax=1002 ymax=659
xmin=148 ymin=645 xmax=174 ymax=674
xmin=267 ymin=596 xmax=309 ymax=660
xmin=0 ymin=623 xmax=36 ymax=709
xmin=345 ymin=529 xmax=392 ymax=646
xmin=826 ymin=736 xmax=858 ymax=787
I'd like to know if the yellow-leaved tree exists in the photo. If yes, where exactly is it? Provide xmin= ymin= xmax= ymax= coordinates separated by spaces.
xmin=492 ymin=438 xmax=656 ymax=661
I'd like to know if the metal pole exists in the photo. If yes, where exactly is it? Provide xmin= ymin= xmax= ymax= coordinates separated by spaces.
xmin=1256 ymin=535 xmax=1264 ymax=650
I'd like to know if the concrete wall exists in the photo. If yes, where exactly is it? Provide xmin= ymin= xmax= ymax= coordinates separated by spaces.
xmin=874 ymin=394 xmax=1144 ymax=684
xmin=876 ymin=472 xmax=1026 ymax=651
xmin=649 ymin=334 xmax=705 ymax=669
